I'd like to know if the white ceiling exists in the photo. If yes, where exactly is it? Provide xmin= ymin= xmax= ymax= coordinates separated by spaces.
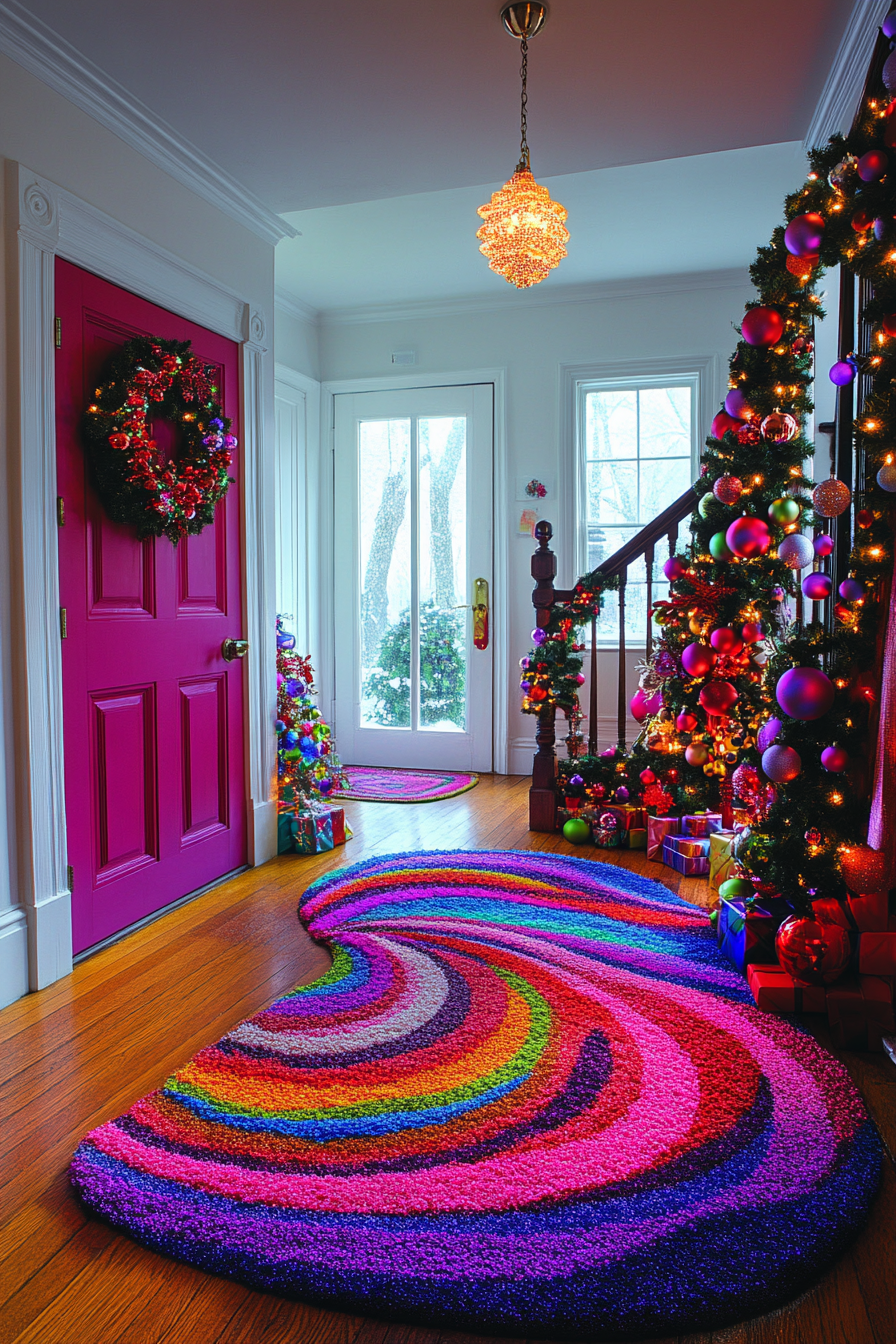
xmin=7 ymin=1 xmax=867 ymax=310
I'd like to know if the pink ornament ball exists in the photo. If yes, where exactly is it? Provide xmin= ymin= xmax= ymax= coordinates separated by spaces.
xmin=762 ymin=744 xmax=802 ymax=782
xmin=710 ymin=627 xmax=744 ymax=656
xmin=630 ymin=688 xmax=662 ymax=723
xmin=814 ymin=534 xmax=834 ymax=557
xmin=711 ymin=410 xmax=743 ymax=440
xmin=576 ymin=673 xmax=586 ymax=685
xmin=776 ymin=666 xmax=835 ymax=721
xmin=858 ymin=148 xmax=889 ymax=181
xmin=757 ymin=716 xmax=783 ymax=752
xmin=699 ymin=680 xmax=738 ymax=714
xmin=726 ymin=515 xmax=771 ymax=558
xmin=742 ymin=622 xmax=763 ymax=643
xmin=639 ymin=768 xmax=656 ymax=784
xmin=741 ymin=307 xmax=785 ymax=347
xmin=681 ymin=643 xmax=716 ymax=677
xmin=778 ymin=532 xmax=814 ymax=569
xmin=676 ymin=710 xmax=698 ymax=732
xmin=821 ymin=745 xmax=849 ymax=772
xmin=663 ymin=556 xmax=688 ymax=581
xmin=732 ymin=763 xmax=760 ymax=797
xmin=802 ymin=571 xmax=833 ymax=601
xmin=713 ymin=474 xmax=743 ymax=505
xmin=784 ymin=212 xmax=825 ymax=257
xmin=838 ymin=577 xmax=864 ymax=602
xmin=724 ymin=388 xmax=753 ymax=420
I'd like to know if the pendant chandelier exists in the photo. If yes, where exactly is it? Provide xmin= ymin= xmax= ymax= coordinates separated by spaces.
xmin=477 ymin=2 xmax=568 ymax=289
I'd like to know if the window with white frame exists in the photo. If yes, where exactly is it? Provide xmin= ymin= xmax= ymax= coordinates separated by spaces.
xmin=578 ymin=375 xmax=697 ymax=645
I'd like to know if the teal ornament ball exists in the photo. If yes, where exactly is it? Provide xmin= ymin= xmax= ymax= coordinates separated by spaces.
xmin=563 ymin=817 xmax=591 ymax=845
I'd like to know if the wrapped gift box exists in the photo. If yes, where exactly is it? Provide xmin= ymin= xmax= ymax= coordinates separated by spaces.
xmin=294 ymin=811 xmax=335 ymax=854
xmin=666 ymin=835 xmax=710 ymax=860
xmin=593 ymin=825 xmax=621 ymax=849
xmin=848 ymin=891 xmax=890 ymax=932
xmin=626 ymin=828 xmax=647 ymax=851
xmin=718 ymin=895 xmax=790 ymax=971
xmin=747 ymin=964 xmax=827 ymax=1014
xmin=603 ymin=804 xmax=648 ymax=832
xmin=682 ymin=812 xmax=723 ymax=838
xmin=709 ymin=831 xmax=738 ymax=904
xmin=857 ymin=931 xmax=896 ymax=977
xmin=826 ymin=975 xmax=895 ymax=1051
xmin=278 ymin=809 xmax=300 ymax=854
xmin=662 ymin=838 xmax=709 ymax=876
xmin=647 ymin=815 xmax=680 ymax=861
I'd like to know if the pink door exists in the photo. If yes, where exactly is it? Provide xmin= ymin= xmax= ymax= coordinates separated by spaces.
xmin=55 ymin=260 xmax=247 ymax=955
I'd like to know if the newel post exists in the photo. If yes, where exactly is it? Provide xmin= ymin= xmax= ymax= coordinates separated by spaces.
xmin=529 ymin=521 xmax=559 ymax=832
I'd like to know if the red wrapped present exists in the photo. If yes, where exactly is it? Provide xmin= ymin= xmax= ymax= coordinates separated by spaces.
xmin=647 ymin=815 xmax=680 ymax=861
xmin=662 ymin=838 xmax=709 ymax=875
xmin=681 ymin=812 xmax=723 ymax=838
xmin=848 ymin=891 xmax=890 ymax=932
xmin=827 ymin=976 xmax=894 ymax=1051
xmin=857 ymin=931 xmax=896 ymax=977
xmin=747 ymin=964 xmax=827 ymax=1014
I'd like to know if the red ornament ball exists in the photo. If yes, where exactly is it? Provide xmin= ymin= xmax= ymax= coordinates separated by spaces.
xmin=681 ymin=643 xmax=716 ymax=677
xmin=710 ymin=627 xmax=744 ymax=656
xmin=663 ymin=556 xmax=688 ymax=581
xmin=857 ymin=148 xmax=889 ymax=182
xmin=736 ymin=422 xmax=761 ymax=446
xmin=776 ymin=666 xmax=835 ymax=721
xmin=791 ymin=335 xmax=813 ymax=356
xmin=742 ymin=621 xmax=763 ymax=643
xmin=856 ymin=509 xmax=874 ymax=529
xmin=839 ymin=844 xmax=889 ymax=893
xmin=639 ymin=768 xmax=656 ymax=785
xmin=676 ymin=710 xmax=698 ymax=732
xmin=711 ymin=410 xmax=743 ymax=440
xmin=698 ymin=680 xmax=738 ymax=714
xmin=820 ymin=745 xmax=849 ymax=772
xmin=713 ymin=474 xmax=743 ymax=505
xmin=760 ymin=411 xmax=799 ymax=444
xmin=805 ymin=828 xmax=822 ymax=846
xmin=814 ymin=533 xmax=834 ymax=557
xmin=726 ymin=515 xmax=771 ymax=558
xmin=786 ymin=254 xmax=817 ymax=279
xmin=784 ymin=212 xmax=825 ymax=256
xmin=850 ymin=207 xmax=874 ymax=232
xmin=761 ymin=744 xmax=802 ymax=782
xmin=732 ymin=763 xmax=760 ymax=797
xmin=741 ymin=307 xmax=785 ymax=347
xmin=882 ymin=313 xmax=896 ymax=338
xmin=776 ymin=914 xmax=851 ymax=987
xmin=813 ymin=476 xmax=851 ymax=518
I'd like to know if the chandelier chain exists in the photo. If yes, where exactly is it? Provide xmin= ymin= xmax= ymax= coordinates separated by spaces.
xmin=518 ymin=36 xmax=530 ymax=171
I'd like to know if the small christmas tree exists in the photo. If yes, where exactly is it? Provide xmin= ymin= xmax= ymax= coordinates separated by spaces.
xmin=276 ymin=617 xmax=346 ymax=807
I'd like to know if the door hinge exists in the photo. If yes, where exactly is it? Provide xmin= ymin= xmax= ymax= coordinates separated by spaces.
xmin=60 ymin=607 xmax=67 ymax=639
xmin=54 ymin=316 xmax=62 ymax=349
xmin=67 ymin=864 xmax=74 ymax=893
xmin=57 ymin=496 xmax=65 ymax=527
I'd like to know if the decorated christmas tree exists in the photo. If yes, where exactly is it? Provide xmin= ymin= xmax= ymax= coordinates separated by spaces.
xmin=276 ymin=617 xmax=347 ymax=807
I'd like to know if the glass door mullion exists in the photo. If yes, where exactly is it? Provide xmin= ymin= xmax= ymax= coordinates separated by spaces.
xmin=410 ymin=416 xmax=420 ymax=732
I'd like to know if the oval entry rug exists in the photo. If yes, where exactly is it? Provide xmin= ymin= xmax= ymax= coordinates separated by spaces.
xmin=71 ymin=851 xmax=882 ymax=1340
xmin=331 ymin=766 xmax=478 ymax=803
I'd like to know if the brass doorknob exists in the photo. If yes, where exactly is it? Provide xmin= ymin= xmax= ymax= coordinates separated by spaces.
xmin=222 ymin=638 xmax=249 ymax=661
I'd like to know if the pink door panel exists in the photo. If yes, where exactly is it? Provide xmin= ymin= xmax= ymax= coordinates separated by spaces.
xmin=56 ymin=259 xmax=247 ymax=954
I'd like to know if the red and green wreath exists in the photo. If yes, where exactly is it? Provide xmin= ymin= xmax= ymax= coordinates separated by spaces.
xmin=82 ymin=335 xmax=236 ymax=544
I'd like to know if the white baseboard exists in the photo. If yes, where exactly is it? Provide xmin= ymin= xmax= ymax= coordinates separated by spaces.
xmin=28 ymin=888 xmax=72 ymax=990
xmin=509 ymin=714 xmax=641 ymax=775
xmin=0 ymin=905 xmax=29 ymax=1007
xmin=250 ymin=798 xmax=277 ymax=866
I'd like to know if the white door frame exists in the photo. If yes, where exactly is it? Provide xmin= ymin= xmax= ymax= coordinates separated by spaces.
xmin=274 ymin=365 xmax=322 ymax=674
xmin=320 ymin=369 xmax=509 ymax=775
xmin=12 ymin=162 xmax=277 ymax=991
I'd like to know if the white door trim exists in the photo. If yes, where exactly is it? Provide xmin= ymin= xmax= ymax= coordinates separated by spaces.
xmin=320 ymin=369 xmax=509 ymax=774
xmin=12 ymin=162 xmax=276 ymax=991
xmin=274 ymin=364 xmax=322 ymax=673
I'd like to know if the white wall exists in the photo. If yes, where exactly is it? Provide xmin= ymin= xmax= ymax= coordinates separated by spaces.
xmin=0 ymin=54 xmax=276 ymax=1007
xmin=313 ymin=272 xmax=754 ymax=773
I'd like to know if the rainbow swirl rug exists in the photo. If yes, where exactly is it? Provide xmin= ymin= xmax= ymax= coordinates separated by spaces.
xmin=332 ymin=766 xmax=478 ymax=803
xmin=71 ymin=851 xmax=881 ymax=1339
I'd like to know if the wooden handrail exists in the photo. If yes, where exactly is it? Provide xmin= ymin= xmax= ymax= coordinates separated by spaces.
xmin=594 ymin=487 xmax=698 ymax=577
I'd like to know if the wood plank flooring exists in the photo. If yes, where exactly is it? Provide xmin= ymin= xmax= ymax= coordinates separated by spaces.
xmin=1 ymin=774 xmax=894 ymax=1344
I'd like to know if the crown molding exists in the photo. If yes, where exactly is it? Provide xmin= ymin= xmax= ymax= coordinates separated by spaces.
xmin=0 ymin=0 xmax=295 ymax=246
xmin=317 ymin=267 xmax=751 ymax=328
xmin=274 ymin=287 xmax=320 ymax=326
xmin=804 ymin=0 xmax=892 ymax=149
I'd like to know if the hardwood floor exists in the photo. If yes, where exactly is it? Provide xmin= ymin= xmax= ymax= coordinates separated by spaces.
xmin=1 ymin=773 xmax=894 ymax=1344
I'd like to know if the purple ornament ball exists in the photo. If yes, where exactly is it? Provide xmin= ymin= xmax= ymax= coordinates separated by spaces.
xmin=569 ymin=774 xmax=584 ymax=788
xmin=857 ymin=149 xmax=889 ymax=182
xmin=724 ymin=388 xmax=753 ymax=420
xmin=829 ymin=360 xmax=856 ymax=387
xmin=802 ymin=571 xmax=833 ymax=601
xmin=762 ymin=744 xmax=802 ymax=783
xmin=277 ymin=631 xmax=296 ymax=650
xmin=772 ymin=585 xmax=786 ymax=602
xmin=884 ymin=49 xmax=896 ymax=95
xmin=784 ymin=212 xmax=825 ymax=257
xmin=532 ymin=627 xmax=547 ymax=646
xmin=776 ymin=666 xmax=835 ymax=721
xmin=814 ymin=534 xmax=834 ymax=557
xmin=615 ymin=786 xmax=630 ymax=802
xmin=318 ymin=777 xmax=333 ymax=795
xmin=884 ymin=8 xmax=896 ymax=38
xmin=839 ymin=578 xmax=865 ymax=602
xmin=519 ymin=656 xmax=532 ymax=670
xmin=274 ymin=719 xmax=286 ymax=734
xmin=664 ymin=556 xmax=688 ymax=581
xmin=520 ymin=679 xmax=532 ymax=692
xmin=821 ymin=745 xmax=849 ymax=773
xmin=757 ymin=716 xmax=783 ymax=753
